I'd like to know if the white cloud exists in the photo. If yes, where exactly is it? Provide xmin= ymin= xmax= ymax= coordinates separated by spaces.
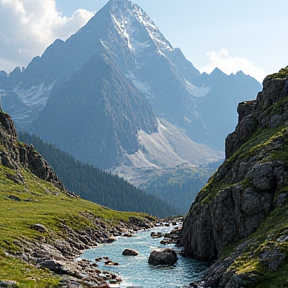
xmin=0 ymin=0 xmax=94 ymax=72
xmin=200 ymin=49 xmax=267 ymax=83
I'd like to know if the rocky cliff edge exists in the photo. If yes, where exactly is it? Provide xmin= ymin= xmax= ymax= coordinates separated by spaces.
xmin=180 ymin=67 xmax=288 ymax=287
xmin=0 ymin=108 xmax=65 ymax=191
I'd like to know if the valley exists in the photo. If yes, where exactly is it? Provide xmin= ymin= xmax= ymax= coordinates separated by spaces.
xmin=0 ymin=0 xmax=261 ymax=215
xmin=1 ymin=0 xmax=288 ymax=287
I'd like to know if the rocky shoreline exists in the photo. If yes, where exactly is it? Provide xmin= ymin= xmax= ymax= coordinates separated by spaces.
xmin=2 ymin=216 xmax=185 ymax=288
xmin=19 ymin=217 xmax=156 ymax=288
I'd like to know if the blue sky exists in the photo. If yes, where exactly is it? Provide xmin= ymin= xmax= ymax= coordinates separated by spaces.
xmin=1 ymin=0 xmax=287 ymax=82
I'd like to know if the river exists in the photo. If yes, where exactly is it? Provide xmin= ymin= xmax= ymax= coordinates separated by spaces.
xmin=81 ymin=224 xmax=207 ymax=288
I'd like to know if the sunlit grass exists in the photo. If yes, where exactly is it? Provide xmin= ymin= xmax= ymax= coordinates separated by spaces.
xmin=0 ymin=165 xmax=152 ymax=287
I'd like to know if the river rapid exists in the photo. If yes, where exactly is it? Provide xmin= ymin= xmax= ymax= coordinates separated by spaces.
xmin=81 ymin=224 xmax=207 ymax=288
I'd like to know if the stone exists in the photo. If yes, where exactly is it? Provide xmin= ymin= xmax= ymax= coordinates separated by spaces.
xmin=270 ymin=114 xmax=285 ymax=128
xmin=7 ymin=195 xmax=21 ymax=201
xmin=122 ymin=249 xmax=138 ymax=256
xmin=224 ymin=272 xmax=258 ymax=288
xmin=104 ymin=237 xmax=116 ymax=243
xmin=150 ymin=231 xmax=163 ymax=238
xmin=246 ymin=162 xmax=275 ymax=191
xmin=274 ymin=193 xmax=287 ymax=207
xmin=0 ymin=280 xmax=19 ymax=288
xmin=31 ymin=223 xmax=47 ymax=233
xmin=38 ymin=259 xmax=67 ymax=274
xmin=160 ymin=238 xmax=173 ymax=245
xmin=260 ymin=250 xmax=285 ymax=271
xmin=148 ymin=248 xmax=177 ymax=266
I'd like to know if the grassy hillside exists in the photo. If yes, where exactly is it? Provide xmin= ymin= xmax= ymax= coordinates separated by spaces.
xmin=0 ymin=164 xmax=154 ymax=287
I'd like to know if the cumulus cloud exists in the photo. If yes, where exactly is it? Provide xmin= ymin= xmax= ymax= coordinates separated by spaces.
xmin=200 ymin=49 xmax=266 ymax=83
xmin=0 ymin=0 xmax=94 ymax=72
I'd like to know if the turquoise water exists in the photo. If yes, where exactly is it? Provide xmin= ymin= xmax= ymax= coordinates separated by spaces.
xmin=81 ymin=225 xmax=207 ymax=288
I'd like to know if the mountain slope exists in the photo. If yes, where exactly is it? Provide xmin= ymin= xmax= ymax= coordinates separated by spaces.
xmin=29 ymin=54 xmax=158 ymax=169
xmin=180 ymin=67 xmax=288 ymax=287
xmin=0 ymin=0 xmax=259 ymax=185
xmin=18 ymin=131 xmax=180 ymax=217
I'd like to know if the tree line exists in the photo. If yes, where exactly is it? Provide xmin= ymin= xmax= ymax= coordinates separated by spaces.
xmin=19 ymin=131 xmax=179 ymax=218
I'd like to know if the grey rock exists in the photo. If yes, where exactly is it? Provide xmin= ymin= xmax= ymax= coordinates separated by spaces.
xmin=274 ymin=193 xmax=287 ymax=207
xmin=0 ymin=281 xmax=19 ymax=288
xmin=246 ymin=162 xmax=275 ymax=190
xmin=270 ymin=114 xmax=285 ymax=128
xmin=223 ymin=272 xmax=258 ymax=288
xmin=260 ymin=250 xmax=285 ymax=271
xmin=122 ymin=249 xmax=138 ymax=256
xmin=39 ymin=259 xmax=67 ymax=274
xmin=148 ymin=248 xmax=177 ymax=266
xmin=31 ymin=223 xmax=47 ymax=233
xmin=225 ymin=115 xmax=258 ymax=159
xmin=7 ymin=195 xmax=21 ymax=201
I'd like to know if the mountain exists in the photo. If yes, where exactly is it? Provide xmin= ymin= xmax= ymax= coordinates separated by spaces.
xmin=0 ymin=0 xmax=260 ymax=188
xmin=18 ymin=131 xmax=180 ymax=217
xmin=179 ymin=67 xmax=288 ymax=287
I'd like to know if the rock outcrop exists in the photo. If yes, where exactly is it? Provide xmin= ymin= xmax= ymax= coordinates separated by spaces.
xmin=0 ymin=107 xmax=64 ymax=190
xmin=179 ymin=67 xmax=288 ymax=287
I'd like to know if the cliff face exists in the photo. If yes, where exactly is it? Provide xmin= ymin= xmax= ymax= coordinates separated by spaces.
xmin=180 ymin=67 xmax=288 ymax=287
xmin=0 ymin=108 xmax=64 ymax=190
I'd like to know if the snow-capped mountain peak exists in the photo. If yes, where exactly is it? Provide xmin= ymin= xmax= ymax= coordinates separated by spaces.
xmin=108 ymin=0 xmax=173 ymax=55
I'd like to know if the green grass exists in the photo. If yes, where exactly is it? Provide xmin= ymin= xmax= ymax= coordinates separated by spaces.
xmin=268 ymin=67 xmax=288 ymax=79
xmin=199 ymin=126 xmax=287 ymax=204
xmin=0 ymin=165 xmax=153 ymax=287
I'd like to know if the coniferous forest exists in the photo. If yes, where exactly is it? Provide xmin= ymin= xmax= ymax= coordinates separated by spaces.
xmin=18 ymin=131 xmax=179 ymax=218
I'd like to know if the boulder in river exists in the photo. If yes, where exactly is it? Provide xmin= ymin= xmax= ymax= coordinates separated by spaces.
xmin=122 ymin=248 xmax=139 ymax=256
xmin=151 ymin=231 xmax=163 ymax=238
xmin=148 ymin=248 xmax=177 ymax=266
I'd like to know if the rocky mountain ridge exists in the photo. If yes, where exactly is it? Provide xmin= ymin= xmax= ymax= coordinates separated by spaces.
xmin=180 ymin=67 xmax=288 ymax=287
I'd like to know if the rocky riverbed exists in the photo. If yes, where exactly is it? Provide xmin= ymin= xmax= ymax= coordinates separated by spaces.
xmin=6 ymin=216 xmax=185 ymax=288
xmin=81 ymin=216 xmax=207 ymax=288
xmin=5 ymin=216 xmax=157 ymax=288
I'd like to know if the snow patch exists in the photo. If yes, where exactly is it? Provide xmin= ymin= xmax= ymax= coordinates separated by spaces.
xmin=14 ymin=81 xmax=55 ymax=107
xmin=185 ymin=80 xmax=210 ymax=97
xmin=111 ymin=14 xmax=133 ymax=51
